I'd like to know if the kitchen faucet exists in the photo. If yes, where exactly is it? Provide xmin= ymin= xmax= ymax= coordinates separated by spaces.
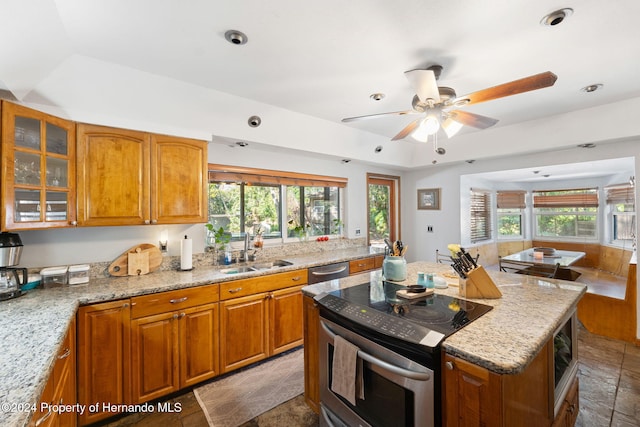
xmin=243 ymin=232 xmax=250 ymax=262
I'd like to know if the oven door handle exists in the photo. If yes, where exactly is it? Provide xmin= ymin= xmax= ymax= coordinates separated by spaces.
xmin=321 ymin=320 xmax=431 ymax=381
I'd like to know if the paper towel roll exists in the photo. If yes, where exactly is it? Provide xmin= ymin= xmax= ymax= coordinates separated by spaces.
xmin=180 ymin=235 xmax=192 ymax=270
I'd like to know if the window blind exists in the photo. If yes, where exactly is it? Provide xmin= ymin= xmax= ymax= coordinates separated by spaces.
xmin=532 ymin=188 xmax=598 ymax=208
xmin=470 ymin=189 xmax=491 ymax=243
xmin=605 ymin=184 xmax=635 ymax=205
xmin=208 ymin=164 xmax=347 ymax=188
xmin=497 ymin=191 xmax=526 ymax=209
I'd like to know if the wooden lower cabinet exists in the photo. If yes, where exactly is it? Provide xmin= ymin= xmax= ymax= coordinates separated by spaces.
xmin=220 ymin=283 xmax=306 ymax=374
xmin=30 ymin=319 xmax=76 ymax=427
xmin=552 ymin=377 xmax=579 ymax=427
xmin=443 ymin=339 xmax=566 ymax=427
xmin=302 ymin=294 xmax=320 ymax=413
xmin=220 ymin=293 xmax=269 ymax=372
xmin=77 ymin=300 xmax=131 ymax=426
xmin=348 ymin=255 xmax=384 ymax=275
xmin=131 ymin=303 xmax=219 ymax=403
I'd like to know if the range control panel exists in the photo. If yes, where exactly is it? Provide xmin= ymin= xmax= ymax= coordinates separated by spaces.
xmin=315 ymin=293 xmax=445 ymax=348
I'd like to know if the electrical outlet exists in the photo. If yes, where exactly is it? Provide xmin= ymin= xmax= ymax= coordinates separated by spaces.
xmin=355 ymin=228 xmax=361 ymax=236
xmin=427 ymin=226 xmax=433 ymax=232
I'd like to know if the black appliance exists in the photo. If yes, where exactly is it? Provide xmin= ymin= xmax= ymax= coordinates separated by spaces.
xmin=315 ymin=280 xmax=493 ymax=427
xmin=0 ymin=232 xmax=27 ymax=301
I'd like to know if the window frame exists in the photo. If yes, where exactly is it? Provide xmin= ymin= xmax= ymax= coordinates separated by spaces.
xmin=532 ymin=188 xmax=599 ymax=242
xmin=208 ymin=164 xmax=346 ymax=245
xmin=496 ymin=191 xmax=526 ymax=240
xmin=605 ymin=183 xmax=636 ymax=247
xmin=470 ymin=189 xmax=492 ymax=243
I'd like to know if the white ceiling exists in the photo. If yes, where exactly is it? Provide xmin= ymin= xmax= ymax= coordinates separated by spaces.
xmin=1 ymin=0 xmax=639 ymax=173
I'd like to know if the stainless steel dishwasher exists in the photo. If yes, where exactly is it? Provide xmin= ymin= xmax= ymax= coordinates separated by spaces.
xmin=308 ymin=261 xmax=350 ymax=284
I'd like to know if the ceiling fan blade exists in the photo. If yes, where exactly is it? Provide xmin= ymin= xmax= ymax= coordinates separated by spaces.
xmin=453 ymin=71 xmax=557 ymax=106
xmin=405 ymin=69 xmax=440 ymax=103
xmin=341 ymin=110 xmax=417 ymax=123
xmin=448 ymin=110 xmax=499 ymax=129
xmin=391 ymin=118 xmax=422 ymax=141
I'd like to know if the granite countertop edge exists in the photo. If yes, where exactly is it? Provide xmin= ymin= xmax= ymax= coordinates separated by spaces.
xmin=0 ymin=247 xmax=382 ymax=427
xmin=302 ymin=261 xmax=587 ymax=376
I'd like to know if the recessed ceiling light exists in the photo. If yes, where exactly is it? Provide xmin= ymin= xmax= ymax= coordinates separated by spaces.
xmin=581 ymin=84 xmax=603 ymax=93
xmin=370 ymin=93 xmax=385 ymax=101
xmin=341 ymin=159 xmax=351 ymax=164
xmin=577 ymin=143 xmax=596 ymax=148
xmin=543 ymin=174 xmax=551 ymax=178
xmin=225 ymin=30 xmax=248 ymax=45
xmin=541 ymin=8 xmax=573 ymax=26
xmin=235 ymin=141 xmax=249 ymax=147
xmin=466 ymin=159 xmax=475 ymax=164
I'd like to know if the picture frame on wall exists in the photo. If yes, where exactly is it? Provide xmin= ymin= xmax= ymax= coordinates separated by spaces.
xmin=417 ymin=188 xmax=441 ymax=210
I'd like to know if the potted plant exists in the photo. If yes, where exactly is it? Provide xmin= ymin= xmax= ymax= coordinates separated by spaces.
xmin=206 ymin=224 xmax=231 ymax=263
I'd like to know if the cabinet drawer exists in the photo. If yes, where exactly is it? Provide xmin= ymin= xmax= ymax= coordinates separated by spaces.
xmin=349 ymin=257 xmax=376 ymax=274
xmin=220 ymin=269 xmax=307 ymax=301
xmin=53 ymin=325 xmax=74 ymax=386
xmin=131 ymin=284 xmax=219 ymax=318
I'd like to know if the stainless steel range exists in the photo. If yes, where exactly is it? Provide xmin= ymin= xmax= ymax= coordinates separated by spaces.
xmin=315 ymin=280 xmax=493 ymax=427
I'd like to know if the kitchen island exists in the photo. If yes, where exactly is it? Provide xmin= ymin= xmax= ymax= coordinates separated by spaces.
xmin=301 ymin=261 xmax=587 ymax=427
xmin=0 ymin=246 xmax=381 ymax=427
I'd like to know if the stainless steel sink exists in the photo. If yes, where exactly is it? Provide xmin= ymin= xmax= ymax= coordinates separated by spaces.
xmin=219 ymin=266 xmax=254 ymax=274
xmin=219 ymin=260 xmax=293 ymax=274
xmin=251 ymin=260 xmax=293 ymax=270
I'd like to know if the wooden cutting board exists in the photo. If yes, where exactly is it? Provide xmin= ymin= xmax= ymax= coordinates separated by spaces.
xmin=108 ymin=243 xmax=163 ymax=276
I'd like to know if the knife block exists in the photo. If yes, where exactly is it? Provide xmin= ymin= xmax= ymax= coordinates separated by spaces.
xmin=458 ymin=265 xmax=502 ymax=299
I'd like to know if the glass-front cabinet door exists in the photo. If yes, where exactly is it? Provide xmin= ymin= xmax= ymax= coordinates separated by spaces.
xmin=1 ymin=101 xmax=76 ymax=230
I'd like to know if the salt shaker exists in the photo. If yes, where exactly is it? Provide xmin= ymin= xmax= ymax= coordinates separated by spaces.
xmin=426 ymin=273 xmax=435 ymax=289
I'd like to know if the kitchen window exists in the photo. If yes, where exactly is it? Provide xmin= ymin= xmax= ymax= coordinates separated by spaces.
xmin=497 ymin=191 xmax=525 ymax=239
xmin=470 ymin=189 xmax=492 ymax=243
xmin=208 ymin=165 xmax=346 ymax=243
xmin=605 ymin=184 xmax=636 ymax=246
xmin=533 ymin=188 xmax=598 ymax=240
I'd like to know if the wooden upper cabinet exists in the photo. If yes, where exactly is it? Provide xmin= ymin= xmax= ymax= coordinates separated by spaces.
xmin=76 ymin=124 xmax=207 ymax=226
xmin=1 ymin=101 xmax=76 ymax=230
xmin=151 ymin=134 xmax=207 ymax=224
xmin=76 ymin=124 xmax=150 ymax=226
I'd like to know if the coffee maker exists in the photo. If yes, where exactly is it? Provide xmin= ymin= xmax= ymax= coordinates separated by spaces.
xmin=0 ymin=232 xmax=28 ymax=301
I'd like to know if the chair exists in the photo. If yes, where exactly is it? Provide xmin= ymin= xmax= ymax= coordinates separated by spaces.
xmin=436 ymin=249 xmax=452 ymax=264
xmin=516 ymin=263 xmax=561 ymax=279
xmin=437 ymin=249 xmax=480 ymax=266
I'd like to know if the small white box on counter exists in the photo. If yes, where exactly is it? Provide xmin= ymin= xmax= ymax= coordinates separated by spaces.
xmin=40 ymin=266 xmax=68 ymax=287
xmin=68 ymin=264 xmax=90 ymax=285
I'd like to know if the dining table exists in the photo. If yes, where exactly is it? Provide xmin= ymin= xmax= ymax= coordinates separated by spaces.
xmin=499 ymin=248 xmax=586 ymax=280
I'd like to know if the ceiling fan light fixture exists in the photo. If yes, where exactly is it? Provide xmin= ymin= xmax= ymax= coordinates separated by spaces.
xmin=442 ymin=117 xmax=463 ymax=138
xmin=411 ymin=116 xmax=440 ymax=141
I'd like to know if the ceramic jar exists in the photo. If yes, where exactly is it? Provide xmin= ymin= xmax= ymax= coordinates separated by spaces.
xmin=382 ymin=256 xmax=407 ymax=281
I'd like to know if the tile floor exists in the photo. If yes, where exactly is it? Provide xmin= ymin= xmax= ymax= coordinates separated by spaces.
xmin=101 ymin=325 xmax=639 ymax=427
xmin=576 ymin=325 xmax=640 ymax=426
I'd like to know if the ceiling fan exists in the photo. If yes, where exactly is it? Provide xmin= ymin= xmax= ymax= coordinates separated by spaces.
xmin=342 ymin=66 xmax=557 ymax=148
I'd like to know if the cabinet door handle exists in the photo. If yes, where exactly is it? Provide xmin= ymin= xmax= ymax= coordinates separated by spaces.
xmin=172 ymin=313 xmax=179 ymax=320
xmin=291 ymin=276 xmax=301 ymax=281
xmin=179 ymin=312 xmax=186 ymax=318
xmin=70 ymin=220 xmax=77 ymax=226
xmin=57 ymin=347 xmax=71 ymax=360
xmin=170 ymin=297 xmax=188 ymax=304
xmin=445 ymin=361 xmax=454 ymax=370
xmin=228 ymin=288 xmax=243 ymax=294
xmin=151 ymin=219 xmax=158 ymax=224
xmin=122 ymin=303 xmax=130 ymax=308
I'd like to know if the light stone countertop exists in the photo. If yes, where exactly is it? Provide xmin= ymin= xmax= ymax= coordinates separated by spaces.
xmin=0 ymin=246 xmax=381 ymax=427
xmin=302 ymin=261 xmax=587 ymax=375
